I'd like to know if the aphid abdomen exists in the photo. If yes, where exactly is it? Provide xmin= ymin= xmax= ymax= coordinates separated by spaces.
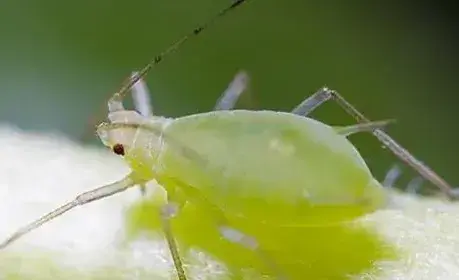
xmin=159 ymin=110 xmax=387 ymax=226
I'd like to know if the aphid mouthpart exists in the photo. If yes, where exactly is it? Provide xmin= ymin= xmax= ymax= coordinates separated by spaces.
xmin=112 ymin=143 xmax=125 ymax=156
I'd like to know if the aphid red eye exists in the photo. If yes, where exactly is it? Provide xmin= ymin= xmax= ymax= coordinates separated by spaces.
xmin=112 ymin=143 xmax=125 ymax=156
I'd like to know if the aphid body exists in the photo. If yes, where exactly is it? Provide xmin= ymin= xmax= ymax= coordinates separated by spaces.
xmin=100 ymin=108 xmax=387 ymax=229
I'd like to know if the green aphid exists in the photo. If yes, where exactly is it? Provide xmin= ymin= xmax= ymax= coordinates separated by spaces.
xmin=121 ymin=71 xmax=400 ymax=280
xmin=0 ymin=0 xmax=456 ymax=279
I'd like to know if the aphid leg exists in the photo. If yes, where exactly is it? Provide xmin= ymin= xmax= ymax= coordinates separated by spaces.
xmin=138 ymin=184 xmax=147 ymax=196
xmin=130 ymin=71 xmax=154 ymax=196
xmin=382 ymin=164 xmax=422 ymax=194
xmin=291 ymin=87 xmax=457 ymax=200
xmin=0 ymin=176 xmax=136 ymax=249
xmin=154 ymin=176 xmax=192 ymax=279
xmin=214 ymin=70 xmax=250 ymax=110
xmin=131 ymin=71 xmax=154 ymax=118
xmin=218 ymin=226 xmax=287 ymax=279
xmin=383 ymin=164 xmax=432 ymax=195
xmin=160 ymin=202 xmax=188 ymax=280
xmin=406 ymin=176 xmax=424 ymax=195
xmin=155 ymin=176 xmax=284 ymax=279
xmin=108 ymin=91 xmax=125 ymax=113
xmin=382 ymin=164 xmax=402 ymax=188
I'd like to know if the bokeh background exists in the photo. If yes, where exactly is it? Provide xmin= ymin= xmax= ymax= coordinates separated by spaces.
xmin=0 ymin=0 xmax=458 ymax=192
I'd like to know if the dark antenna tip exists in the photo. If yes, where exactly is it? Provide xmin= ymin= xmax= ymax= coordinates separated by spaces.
xmin=82 ymin=0 xmax=252 ymax=141
xmin=118 ymin=0 xmax=252 ymax=99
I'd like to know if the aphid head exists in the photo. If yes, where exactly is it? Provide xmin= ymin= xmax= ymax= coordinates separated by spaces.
xmin=96 ymin=109 xmax=171 ymax=159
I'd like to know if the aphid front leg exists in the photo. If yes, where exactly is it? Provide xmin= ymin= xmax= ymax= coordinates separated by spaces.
xmin=218 ymin=226 xmax=287 ymax=280
xmin=154 ymin=176 xmax=192 ymax=280
xmin=0 ymin=175 xmax=137 ymax=250
xmin=214 ymin=70 xmax=250 ymax=110
xmin=160 ymin=202 xmax=188 ymax=280
xmin=291 ymin=87 xmax=457 ymax=200
xmin=156 ymin=175 xmax=285 ymax=279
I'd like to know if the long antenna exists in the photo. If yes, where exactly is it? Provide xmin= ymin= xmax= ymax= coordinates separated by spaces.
xmin=118 ymin=0 xmax=251 ymax=100
xmin=82 ymin=0 xmax=251 ymax=140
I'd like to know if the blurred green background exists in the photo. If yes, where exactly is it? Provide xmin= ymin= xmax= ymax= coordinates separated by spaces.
xmin=0 ymin=0 xmax=457 ymax=190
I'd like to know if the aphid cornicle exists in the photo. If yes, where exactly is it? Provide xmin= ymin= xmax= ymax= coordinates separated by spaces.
xmin=0 ymin=0 xmax=457 ymax=279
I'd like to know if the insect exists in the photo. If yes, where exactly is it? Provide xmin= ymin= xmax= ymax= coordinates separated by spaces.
xmin=0 ymin=0 xmax=457 ymax=279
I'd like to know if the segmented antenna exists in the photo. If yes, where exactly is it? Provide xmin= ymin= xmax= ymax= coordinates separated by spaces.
xmin=116 ymin=0 xmax=251 ymax=101
xmin=82 ymin=0 xmax=251 ymax=140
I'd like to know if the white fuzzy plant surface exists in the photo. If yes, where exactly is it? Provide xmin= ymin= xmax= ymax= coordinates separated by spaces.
xmin=0 ymin=124 xmax=458 ymax=280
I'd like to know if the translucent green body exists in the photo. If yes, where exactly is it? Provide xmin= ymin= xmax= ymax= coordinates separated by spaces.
xmin=116 ymin=109 xmax=395 ymax=279
xmin=130 ymin=110 xmax=387 ymax=226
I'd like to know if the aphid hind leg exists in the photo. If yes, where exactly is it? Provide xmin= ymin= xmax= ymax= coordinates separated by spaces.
xmin=291 ymin=87 xmax=457 ymax=200
xmin=0 ymin=176 xmax=136 ymax=250
xmin=383 ymin=164 xmax=427 ymax=194
xmin=214 ymin=70 xmax=250 ymax=110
